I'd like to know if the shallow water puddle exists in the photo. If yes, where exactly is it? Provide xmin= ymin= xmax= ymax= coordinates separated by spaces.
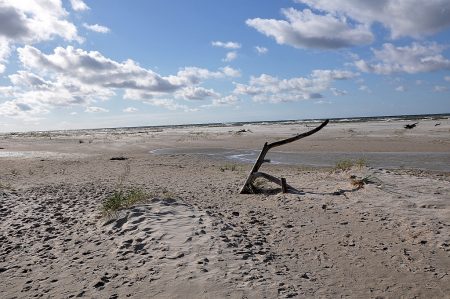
xmin=151 ymin=147 xmax=450 ymax=172
xmin=0 ymin=151 xmax=89 ymax=159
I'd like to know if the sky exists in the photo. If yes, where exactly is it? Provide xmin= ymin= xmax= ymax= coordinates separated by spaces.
xmin=0 ymin=0 xmax=450 ymax=132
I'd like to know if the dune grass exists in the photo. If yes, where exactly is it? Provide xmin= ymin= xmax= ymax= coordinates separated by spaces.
xmin=102 ymin=189 xmax=148 ymax=216
xmin=334 ymin=158 xmax=367 ymax=171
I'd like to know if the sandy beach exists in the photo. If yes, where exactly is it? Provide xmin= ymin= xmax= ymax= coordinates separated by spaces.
xmin=1 ymin=118 xmax=449 ymax=298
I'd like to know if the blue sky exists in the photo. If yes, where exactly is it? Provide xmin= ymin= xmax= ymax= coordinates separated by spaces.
xmin=1 ymin=0 xmax=450 ymax=131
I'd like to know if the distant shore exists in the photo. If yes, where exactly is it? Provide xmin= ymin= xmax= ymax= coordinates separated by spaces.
xmin=1 ymin=112 xmax=449 ymax=135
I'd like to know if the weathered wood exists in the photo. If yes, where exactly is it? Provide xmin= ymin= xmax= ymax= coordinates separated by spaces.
xmin=281 ymin=178 xmax=287 ymax=193
xmin=252 ymin=172 xmax=285 ymax=187
xmin=240 ymin=119 xmax=329 ymax=194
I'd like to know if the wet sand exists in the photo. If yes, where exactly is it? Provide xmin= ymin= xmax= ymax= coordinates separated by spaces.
xmin=0 ymin=118 xmax=449 ymax=298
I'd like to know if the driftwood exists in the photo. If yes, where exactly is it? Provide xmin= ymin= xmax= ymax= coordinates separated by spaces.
xmin=404 ymin=122 xmax=418 ymax=129
xmin=240 ymin=119 xmax=329 ymax=194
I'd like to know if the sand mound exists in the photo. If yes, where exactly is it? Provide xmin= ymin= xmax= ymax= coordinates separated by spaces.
xmin=0 ymin=184 xmax=228 ymax=298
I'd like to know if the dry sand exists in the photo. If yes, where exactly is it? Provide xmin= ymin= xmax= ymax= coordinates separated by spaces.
xmin=0 ymin=119 xmax=449 ymax=298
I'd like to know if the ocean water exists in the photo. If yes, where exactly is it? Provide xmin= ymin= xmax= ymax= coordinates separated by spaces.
xmin=151 ymin=148 xmax=450 ymax=172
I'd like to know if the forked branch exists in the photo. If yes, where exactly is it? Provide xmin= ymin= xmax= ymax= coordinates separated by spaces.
xmin=240 ymin=119 xmax=329 ymax=194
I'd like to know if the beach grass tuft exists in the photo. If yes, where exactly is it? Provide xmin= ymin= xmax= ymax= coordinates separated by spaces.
xmin=334 ymin=158 xmax=368 ymax=171
xmin=334 ymin=159 xmax=354 ymax=171
xmin=102 ymin=189 xmax=148 ymax=216
xmin=355 ymin=158 xmax=367 ymax=169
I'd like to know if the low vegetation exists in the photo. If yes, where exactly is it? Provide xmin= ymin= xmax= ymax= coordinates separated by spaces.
xmin=102 ymin=189 xmax=148 ymax=216
xmin=334 ymin=158 xmax=367 ymax=171
xmin=219 ymin=163 xmax=240 ymax=172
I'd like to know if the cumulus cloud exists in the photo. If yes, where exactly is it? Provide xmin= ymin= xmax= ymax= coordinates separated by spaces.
xmin=201 ymin=95 xmax=240 ymax=108
xmin=255 ymin=46 xmax=268 ymax=55
xmin=210 ymin=95 xmax=239 ymax=106
xmin=246 ymin=8 xmax=373 ymax=49
xmin=223 ymin=51 xmax=237 ymax=62
xmin=211 ymin=41 xmax=241 ymax=49
xmin=176 ymin=86 xmax=220 ymax=100
xmin=85 ymin=106 xmax=108 ymax=113
xmin=355 ymin=43 xmax=450 ymax=74
xmin=123 ymin=107 xmax=138 ymax=113
xmin=221 ymin=66 xmax=241 ymax=77
xmin=234 ymin=69 xmax=356 ymax=103
xmin=2 ymin=45 xmax=240 ymax=118
xmin=18 ymin=45 xmax=183 ymax=92
xmin=0 ymin=96 xmax=48 ymax=119
xmin=83 ymin=23 xmax=110 ymax=33
xmin=0 ymin=0 xmax=82 ymax=72
xmin=296 ymin=0 xmax=450 ymax=38
xmin=0 ymin=1 xmax=81 ymax=43
xmin=70 ymin=0 xmax=89 ymax=11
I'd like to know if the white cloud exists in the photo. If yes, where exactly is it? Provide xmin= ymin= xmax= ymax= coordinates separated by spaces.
xmin=9 ymin=71 xmax=50 ymax=88
xmin=70 ymin=111 xmax=77 ymax=115
xmin=85 ymin=106 xmax=108 ymax=113
xmin=445 ymin=76 xmax=450 ymax=82
xmin=355 ymin=43 xmax=450 ymax=74
xmin=234 ymin=69 xmax=356 ymax=103
xmin=314 ymin=100 xmax=332 ymax=104
xmin=296 ymin=0 xmax=450 ymax=38
xmin=70 ymin=0 xmax=90 ymax=11
xmin=395 ymin=85 xmax=406 ymax=92
xmin=255 ymin=46 xmax=268 ymax=55
xmin=202 ymin=95 xmax=240 ymax=108
xmin=171 ymin=65 xmax=239 ymax=85
xmin=223 ymin=51 xmax=237 ymax=62
xmin=330 ymin=87 xmax=347 ymax=96
xmin=221 ymin=66 xmax=241 ymax=77
xmin=433 ymin=85 xmax=448 ymax=92
xmin=359 ymin=85 xmax=371 ymax=93
xmin=176 ymin=86 xmax=220 ymax=100
xmin=1 ymin=45 xmax=239 ymax=119
xmin=18 ymin=45 xmax=183 ymax=92
xmin=0 ymin=85 xmax=15 ymax=96
xmin=83 ymin=23 xmax=110 ymax=33
xmin=211 ymin=41 xmax=241 ymax=49
xmin=246 ymin=8 xmax=373 ymax=49
xmin=123 ymin=107 xmax=138 ymax=113
xmin=0 ymin=97 xmax=48 ymax=119
xmin=0 ymin=39 xmax=11 ymax=73
xmin=211 ymin=95 xmax=239 ymax=106
xmin=0 ymin=0 xmax=82 ymax=72
xmin=0 ymin=1 xmax=81 ymax=43
xmin=148 ymin=99 xmax=193 ymax=111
